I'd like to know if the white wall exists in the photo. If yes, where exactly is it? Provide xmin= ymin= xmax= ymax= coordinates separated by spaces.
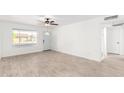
xmin=0 ymin=21 xmax=43 ymax=57
xmin=51 ymin=17 xmax=104 ymax=61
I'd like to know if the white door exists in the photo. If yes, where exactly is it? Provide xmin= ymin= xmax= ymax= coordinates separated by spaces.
xmin=43 ymin=34 xmax=50 ymax=50
xmin=107 ymin=27 xmax=120 ymax=54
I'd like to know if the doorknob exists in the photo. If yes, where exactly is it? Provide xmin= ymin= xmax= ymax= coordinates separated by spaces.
xmin=117 ymin=42 xmax=120 ymax=44
xmin=43 ymin=40 xmax=45 ymax=44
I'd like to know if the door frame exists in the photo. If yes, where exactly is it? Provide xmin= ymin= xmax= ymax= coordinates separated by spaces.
xmin=101 ymin=25 xmax=122 ymax=60
xmin=101 ymin=26 xmax=107 ymax=60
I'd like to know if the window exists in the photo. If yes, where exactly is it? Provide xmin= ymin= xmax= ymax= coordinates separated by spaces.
xmin=12 ymin=29 xmax=37 ymax=45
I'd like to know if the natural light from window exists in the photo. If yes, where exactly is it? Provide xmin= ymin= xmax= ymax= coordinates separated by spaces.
xmin=12 ymin=29 xmax=37 ymax=45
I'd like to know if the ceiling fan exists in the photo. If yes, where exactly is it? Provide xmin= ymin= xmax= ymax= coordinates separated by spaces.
xmin=44 ymin=18 xmax=59 ymax=26
xmin=39 ymin=16 xmax=59 ymax=26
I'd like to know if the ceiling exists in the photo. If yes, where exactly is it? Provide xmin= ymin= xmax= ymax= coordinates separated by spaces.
xmin=54 ymin=15 xmax=102 ymax=25
xmin=0 ymin=15 xmax=102 ymax=26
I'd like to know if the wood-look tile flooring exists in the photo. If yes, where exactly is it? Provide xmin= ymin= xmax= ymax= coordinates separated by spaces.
xmin=0 ymin=51 xmax=124 ymax=77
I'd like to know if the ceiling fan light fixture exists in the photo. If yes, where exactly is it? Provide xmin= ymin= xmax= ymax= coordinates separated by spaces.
xmin=39 ymin=15 xmax=58 ymax=26
xmin=45 ymin=23 xmax=50 ymax=27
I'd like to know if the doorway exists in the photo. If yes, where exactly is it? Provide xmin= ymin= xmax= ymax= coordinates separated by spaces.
xmin=43 ymin=31 xmax=51 ymax=51
xmin=101 ymin=25 xmax=124 ymax=60
xmin=107 ymin=26 xmax=121 ymax=55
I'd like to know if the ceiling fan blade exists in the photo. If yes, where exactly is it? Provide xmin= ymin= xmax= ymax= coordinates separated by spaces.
xmin=51 ymin=24 xmax=59 ymax=25
xmin=50 ymin=21 xmax=58 ymax=25
xmin=50 ymin=21 xmax=55 ymax=23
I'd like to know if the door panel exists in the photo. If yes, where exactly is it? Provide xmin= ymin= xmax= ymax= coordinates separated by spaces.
xmin=43 ymin=35 xmax=50 ymax=50
xmin=107 ymin=27 xmax=120 ymax=54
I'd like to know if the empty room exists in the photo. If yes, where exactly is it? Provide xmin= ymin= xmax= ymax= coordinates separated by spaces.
xmin=0 ymin=15 xmax=124 ymax=77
